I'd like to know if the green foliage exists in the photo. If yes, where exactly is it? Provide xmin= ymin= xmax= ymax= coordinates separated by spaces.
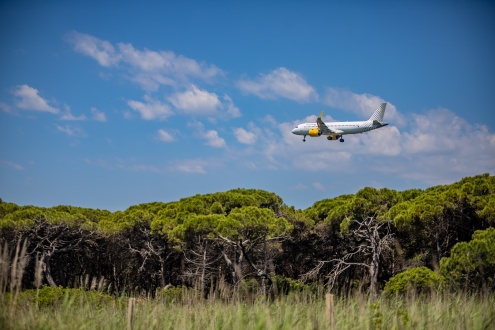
xmin=339 ymin=217 xmax=350 ymax=234
xmin=238 ymin=278 xmax=260 ymax=298
xmin=124 ymin=201 xmax=167 ymax=215
xmin=98 ymin=209 xmax=153 ymax=234
xmin=0 ymin=205 xmax=101 ymax=231
xmin=305 ymin=194 xmax=353 ymax=225
xmin=225 ymin=206 xmax=292 ymax=240
xmin=178 ymin=214 xmax=227 ymax=242
xmin=0 ymin=206 xmax=44 ymax=230
xmin=477 ymin=197 xmax=495 ymax=225
xmin=2 ymin=291 xmax=494 ymax=330
xmin=384 ymin=266 xmax=444 ymax=295
xmin=272 ymin=275 xmax=314 ymax=295
xmin=440 ymin=227 xmax=495 ymax=291
xmin=0 ymin=200 xmax=19 ymax=219
xmin=210 ymin=201 xmax=225 ymax=215
xmin=390 ymin=194 xmax=443 ymax=231
xmin=305 ymin=188 xmax=399 ymax=229
xmin=397 ymin=188 xmax=423 ymax=202
xmin=387 ymin=175 xmax=491 ymax=269
xmin=155 ymin=286 xmax=197 ymax=304
xmin=390 ymin=173 xmax=494 ymax=231
xmin=369 ymin=302 xmax=384 ymax=329
xmin=351 ymin=187 xmax=399 ymax=220
xmin=50 ymin=205 xmax=111 ymax=223
xmin=153 ymin=202 xmax=292 ymax=246
xmin=10 ymin=285 xmax=117 ymax=309
xmin=1 ymin=173 xmax=494 ymax=299
xmin=151 ymin=189 xmax=287 ymax=241
xmin=212 ymin=188 xmax=283 ymax=214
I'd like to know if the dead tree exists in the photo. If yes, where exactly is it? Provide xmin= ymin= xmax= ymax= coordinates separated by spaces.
xmin=182 ymin=237 xmax=222 ymax=295
xmin=217 ymin=234 xmax=284 ymax=295
xmin=303 ymin=216 xmax=394 ymax=298
xmin=22 ymin=218 xmax=97 ymax=287
xmin=125 ymin=224 xmax=174 ymax=289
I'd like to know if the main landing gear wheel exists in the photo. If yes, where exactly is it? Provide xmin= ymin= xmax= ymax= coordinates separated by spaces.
xmin=340 ymin=138 xmax=344 ymax=143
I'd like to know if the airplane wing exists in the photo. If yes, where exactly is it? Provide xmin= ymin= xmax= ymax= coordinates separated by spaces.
xmin=317 ymin=112 xmax=343 ymax=135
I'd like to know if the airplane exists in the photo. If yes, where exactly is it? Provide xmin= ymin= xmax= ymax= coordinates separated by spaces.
xmin=291 ymin=103 xmax=388 ymax=142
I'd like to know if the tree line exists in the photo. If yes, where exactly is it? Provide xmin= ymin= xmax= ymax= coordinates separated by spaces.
xmin=1 ymin=174 xmax=494 ymax=297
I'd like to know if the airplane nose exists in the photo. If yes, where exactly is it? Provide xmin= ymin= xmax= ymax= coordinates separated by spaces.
xmin=291 ymin=128 xmax=298 ymax=134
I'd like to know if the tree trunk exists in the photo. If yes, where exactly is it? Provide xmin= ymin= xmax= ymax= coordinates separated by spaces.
xmin=41 ymin=254 xmax=57 ymax=287
xmin=200 ymin=241 xmax=207 ymax=295
xmin=369 ymin=250 xmax=379 ymax=298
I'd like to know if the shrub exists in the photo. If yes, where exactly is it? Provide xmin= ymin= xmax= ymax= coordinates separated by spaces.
xmin=440 ymin=227 xmax=495 ymax=292
xmin=384 ymin=266 xmax=444 ymax=295
xmin=11 ymin=285 xmax=117 ymax=309
xmin=272 ymin=275 xmax=314 ymax=295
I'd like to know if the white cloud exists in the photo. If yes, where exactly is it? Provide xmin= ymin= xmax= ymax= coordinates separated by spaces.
xmin=168 ymin=85 xmax=220 ymax=115
xmin=401 ymin=108 xmax=464 ymax=154
xmin=55 ymin=124 xmax=86 ymax=137
xmin=127 ymin=95 xmax=173 ymax=120
xmin=293 ymin=150 xmax=353 ymax=171
xmin=186 ymin=120 xmax=226 ymax=147
xmin=118 ymin=43 xmax=221 ymax=79
xmin=60 ymin=106 xmax=87 ymax=121
xmin=0 ymin=102 xmax=13 ymax=113
xmin=398 ymin=109 xmax=495 ymax=178
xmin=13 ymin=85 xmax=59 ymax=114
xmin=222 ymin=95 xmax=241 ymax=118
xmin=223 ymin=98 xmax=495 ymax=194
xmin=66 ymin=31 xmax=121 ymax=67
xmin=91 ymin=108 xmax=107 ymax=122
xmin=172 ymin=159 xmax=208 ymax=174
xmin=66 ymin=32 xmax=240 ymax=121
xmin=358 ymin=126 xmax=402 ymax=156
xmin=312 ymin=182 xmax=325 ymax=191
xmin=0 ymin=160 xmax=24 ymax=171
xmin=157 ymin=129 xmax=174 ymax=143
xmin=203 ymin=130 xmax=226 ymax=148
xmin=86 ymin=156 xmax=217 ymax=175
xmin=67 ymin=32 xmax=223 ymax=91
xmin=234 ymin=127 xmax=257 ymax=145
xmin=323 ymin=87 xmax=405 ymax=126
xmin=237 ymin=67 xmax=318 ymax=102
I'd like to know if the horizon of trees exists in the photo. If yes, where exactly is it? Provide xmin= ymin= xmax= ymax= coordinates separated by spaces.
xmin=1 ymin=173 xmax=494 ymax=297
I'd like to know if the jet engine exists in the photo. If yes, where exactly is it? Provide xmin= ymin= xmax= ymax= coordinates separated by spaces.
xmin=308 ymin=128 xmax=322 ymax=137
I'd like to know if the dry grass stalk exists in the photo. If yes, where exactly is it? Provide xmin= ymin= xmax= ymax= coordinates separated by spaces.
xmin=127 ymin=297 xmax=136 ymax=330
xmin=0 ymin=242 xmax=10 ymax=296
xmin=34 ymin=253 xmax=43 ymax=289
xmin=10 ymin=239 xmax=29 ymax=297
xmin=325 ymin=293 xmax=335 ymax=329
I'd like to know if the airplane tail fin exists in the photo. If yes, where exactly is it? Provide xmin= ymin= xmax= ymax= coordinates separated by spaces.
xmin=368 ymin=103 xmax=387 ymax=122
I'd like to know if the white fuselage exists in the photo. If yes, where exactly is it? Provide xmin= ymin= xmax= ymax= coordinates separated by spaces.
xmin=292 ymin=103 xmax=388 ymax=142
xmin=291 ymin=120 xmax=385 ymax=136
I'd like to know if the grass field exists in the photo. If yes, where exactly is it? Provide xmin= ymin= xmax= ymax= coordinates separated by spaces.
xmin=1 ymin=288 xmax=494 ymax=330
xmin=1 ymin=241 xmax=494 ymax=329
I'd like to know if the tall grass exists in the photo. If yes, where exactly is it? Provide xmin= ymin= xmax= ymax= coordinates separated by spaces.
xmin=2 ymin=287 xmax=494 ymax=329
xmin=1 ymin=243 xmax=494 ymax=329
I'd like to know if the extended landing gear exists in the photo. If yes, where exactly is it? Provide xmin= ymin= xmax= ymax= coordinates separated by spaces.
xmin=326 ymin=135 xmax=345 ymax=142
xmin=303 ymin=135 xmax=306 ymax=142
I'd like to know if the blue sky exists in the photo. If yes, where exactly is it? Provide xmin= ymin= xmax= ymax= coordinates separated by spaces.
xmin=1 ymin=1 xmax=494 ymax=211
